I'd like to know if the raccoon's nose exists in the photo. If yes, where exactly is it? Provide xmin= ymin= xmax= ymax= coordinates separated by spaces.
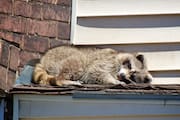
xmin=119 ymin=73 xmax=126 ymax=79
xmin=144 ymin=77 xmax=152 ymax=83
xmin=144 ymin=73 xmax=153 ymax=83
xmin=117 ymin=73 xmax=126 ymax=80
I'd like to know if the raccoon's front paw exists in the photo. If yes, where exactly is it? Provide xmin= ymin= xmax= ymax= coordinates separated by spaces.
xmin=73 ymin=81 xmax=83 ymax=86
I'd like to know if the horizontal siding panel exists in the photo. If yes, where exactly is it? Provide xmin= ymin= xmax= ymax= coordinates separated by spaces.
xmin=98 ymin=44 xmax=180 ymax=53
xmin=152 ymin=77 xmax=180 ymax=85
xmin=143 ymin=51 xmax=180 ymax=71
xmin=73 ymin=15 xmax=180 ymax=45
xmin=152 ymin=71 xmax=180 ymax=84
xmin=77 ymin=0 xmax=180 ymax=17
xmin=75 ymin=25 xmax=180 ymax=44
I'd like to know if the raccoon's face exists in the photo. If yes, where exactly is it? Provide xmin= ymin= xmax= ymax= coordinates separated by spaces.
xmin=116 ymin=53 xmax=153 ymax=84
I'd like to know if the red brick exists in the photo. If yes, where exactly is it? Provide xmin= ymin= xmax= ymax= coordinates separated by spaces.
xmin=42 ymin=4 xmax=70 ymax=22
xmin=37 ymin=0 xmax=71 ymax=6
xmin=37 ymin=0 xmax=57 ymax=4
xmin=0 ymin=65 xmax=16 ymax=90
xmin=0 ymin=15 xmax=12 ymax=31
xmin=9 ymin=45 xmax=20 ymax=70
xmin=11 ymin=16 xmax=27 ymax=33
xmin=0 ymin=14 xmax=27 ymax=33
xmin=7 ymin=69 xmax=16 ymax=89
xmin=0 ymin=41 xmax=20 ymax=70
xmin=22 ymin=35 xmax=49 ymax=53
xmin=0 ymin=31 xmax=22 ymax=45
xmin=0 ymin=65 xmax=7 ymax=90
xmin=27 ymin=19 xmax=58 ymax=37
xmin=0 ymin=65 xmax=8 ymax=90
xmin=57 ymin=22 xmax=70 ymax=39
xmin=56 ymin=0 xmax=71 ymax=6
xmin=0 ymin=42 xmax=2 ymax=63
xmin=0 ymin=0 xmax=12 ymax=14
xmin=20 ymin=50 xmax=40 ymax=66
xmin=50 ymin=39 xmax=69 ymax=48
xmin=14 ymin=1 xmax=42 ymax=19
xmin=0 ymin=40 xmax=9 ymax=67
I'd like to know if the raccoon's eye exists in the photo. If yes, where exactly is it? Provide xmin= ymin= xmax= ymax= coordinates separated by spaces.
xmin=122 ymin=60 xmax=132 ymax=69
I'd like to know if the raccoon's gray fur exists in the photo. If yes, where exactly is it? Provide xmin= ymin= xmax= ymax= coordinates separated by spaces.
xmin=33 ymin=46 xmax=152 ymax=86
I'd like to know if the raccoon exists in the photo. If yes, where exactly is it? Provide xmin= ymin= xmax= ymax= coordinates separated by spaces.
xmin=32 ymin=46 xmax=153 ymax=86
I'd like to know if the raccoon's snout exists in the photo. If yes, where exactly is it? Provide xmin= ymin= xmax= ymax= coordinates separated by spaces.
xmin=119 ymin=73 xmax=126 ymax=79
xmin=117 ymin=73 xmax=132 ymax=84
xmin=144 ymin=77 xmax=151 ymax=83
xmin=117 ymin=73 xmax=128 ymax=81
xmin=130 ymin=73 xmax=152 ymax=84
xmin=118 ymin=71 xmax=153 ymax=84
xmin=144 ymin=74 xmax=153 ymax=83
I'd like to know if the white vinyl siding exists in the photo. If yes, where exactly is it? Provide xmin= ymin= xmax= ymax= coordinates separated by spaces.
xmin=71 ymin=0 xmax=180 ymax=84
xmin=71 ymin=0 xmax=180 ymax=44
xmin=77 ymin=0 xmax=180 ymax=17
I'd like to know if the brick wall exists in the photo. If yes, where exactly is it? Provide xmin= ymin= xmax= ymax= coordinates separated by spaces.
xmin=0 ymin=0 xmax=71 ymax=90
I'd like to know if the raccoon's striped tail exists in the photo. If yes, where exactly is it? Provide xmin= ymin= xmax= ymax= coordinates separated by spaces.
xmin=33 ymin=63 xmax=55 ymax=85
xmin=33 ymin=63 xmax=82 ymax=86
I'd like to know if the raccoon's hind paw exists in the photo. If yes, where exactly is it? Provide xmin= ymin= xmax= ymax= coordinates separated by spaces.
xmin=70 ymin=81 xmax=83 ymax=86
xmin=55 ymin=80 xmax=83 ymax=86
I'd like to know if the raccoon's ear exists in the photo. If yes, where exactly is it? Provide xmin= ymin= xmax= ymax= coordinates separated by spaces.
xmin=136 ymin=54 xmax=144 ymax=64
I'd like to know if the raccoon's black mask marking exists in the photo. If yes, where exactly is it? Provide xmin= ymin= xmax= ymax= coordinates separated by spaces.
xmin=117 ymin=53 xmax=153 ymax=84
